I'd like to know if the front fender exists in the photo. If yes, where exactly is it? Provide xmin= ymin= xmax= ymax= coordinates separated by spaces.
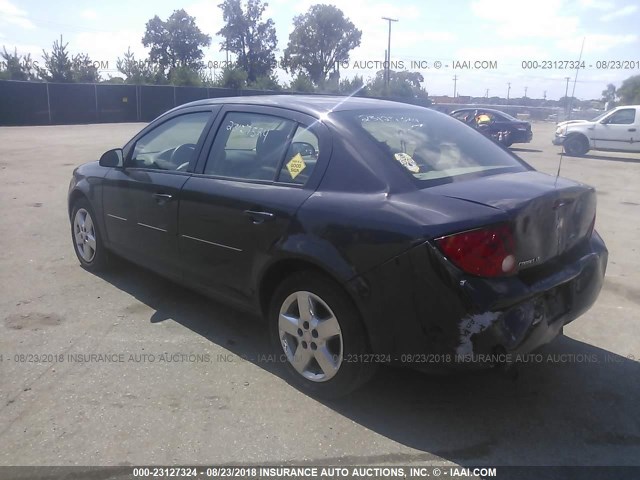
xmin=67 ymin=162 xmax=109 ymax=240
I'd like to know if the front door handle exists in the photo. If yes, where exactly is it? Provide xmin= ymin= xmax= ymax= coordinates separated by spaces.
xmin=152 ymin=193 xmax=173 ymax=204
xmin=628 ymin=128 xmax=637 ymax=132
xmin=244 ymin=210 xmax=275 ymax=224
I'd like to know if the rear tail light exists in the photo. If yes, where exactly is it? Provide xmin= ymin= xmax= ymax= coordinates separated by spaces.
xmin=436 ymin=223 xmax=516 ymax=277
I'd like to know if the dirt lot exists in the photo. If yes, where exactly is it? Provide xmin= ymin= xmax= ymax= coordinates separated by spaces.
xmin=0 ymin=121 xmax=639 ymax=467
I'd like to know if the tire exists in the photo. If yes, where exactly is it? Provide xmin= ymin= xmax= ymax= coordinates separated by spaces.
xmin=563 ymin=134 xmax=589 ymax=156
xmin=269 ymin=271 xmax=376 ymax=398
xmin=70 ymin=198 xmax=108 ymax=271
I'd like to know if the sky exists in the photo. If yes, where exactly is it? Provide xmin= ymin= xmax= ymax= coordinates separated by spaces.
xmin=1 ymin=0 xmax=639 ymax=100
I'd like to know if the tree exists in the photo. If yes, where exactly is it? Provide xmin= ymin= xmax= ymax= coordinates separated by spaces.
xmin=116 ymin=47 xmax=165 ymax=84
xmin=217 ymin=0 xmax=277 ymax=82
xmin=617 ymin=75 xmax=640 ymax=105
xmin=36 ymin=35 xmax=101 ymax=82
xmin=248 ymin=73 xmax=282 ymax=90
xmin=142 ymin=9 xmax=211 ymax=78
xmin=601 ymin=83 xmax=616 ymax=104
xmin=37 ymin=35 xmax=73 ymax=82
xmin=281 ymin=4 xmax=361 ymax=85
xmin=289 ymin=73 xmax=315 ymax=93
xmin=0 ymin=47 xmax=36 ymax=80
xmin=367 ymin=70 xmax=427 ymax=99
xmin=339 ymin=75 xmax=365 ymax=95
xmin=214 ymin=65 xmax=248 ymax=89
xmin=71 ymin=53 xmax=100 ymax=83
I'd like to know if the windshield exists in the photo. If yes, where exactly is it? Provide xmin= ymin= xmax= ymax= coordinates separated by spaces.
xmin=590 ymin=111 xmax=608 ymax=122
xmin=335 ymin=109 xmax=529 ymax=186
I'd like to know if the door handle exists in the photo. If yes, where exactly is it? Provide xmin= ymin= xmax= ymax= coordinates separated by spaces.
xmin=244 ymin=210 xmax=275 ymax=224
xmin=628 ymin=128 xmax=637 ymax=132
xmin=152 ymin=193 xmax=173 ymax=204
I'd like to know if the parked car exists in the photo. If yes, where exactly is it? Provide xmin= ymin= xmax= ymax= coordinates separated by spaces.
xmin=553 ymin=105 xmax=640 ymax=156
xmin=450 ymin=108 xmax=533 ymax=146
xmin=68 ymin=96 xmax=607 ymax=398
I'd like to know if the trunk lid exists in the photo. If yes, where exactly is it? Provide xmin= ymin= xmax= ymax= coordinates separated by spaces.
xmin=428 ymin=171 xmax=596 ymax=270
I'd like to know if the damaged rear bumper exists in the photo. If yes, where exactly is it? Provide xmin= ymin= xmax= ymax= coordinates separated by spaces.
xmin=353 ymin=231 xmax=608 ymax=370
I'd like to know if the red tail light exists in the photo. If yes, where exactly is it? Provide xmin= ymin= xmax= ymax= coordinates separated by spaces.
xmin=436 ymin=224 xmax=516 ymax=277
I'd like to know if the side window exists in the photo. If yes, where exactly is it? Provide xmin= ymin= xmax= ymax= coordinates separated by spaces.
xmin=451 ymin=111 xmax=469 ymax=121
xmin=130 ymin=112 xmax=211 ymax=171
xmin=606 ymin=109 xmax=636 ymax=125
xmin=277 ymin=125 xmax=320 ymax=185
xmin=204 ymin=112 xmax=296 ymax=181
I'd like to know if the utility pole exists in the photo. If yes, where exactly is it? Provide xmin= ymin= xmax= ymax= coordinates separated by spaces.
xmin=453 ymin=75 xmax=458 ymax=100
xmin=543 ymin=90 xmax=547 ymax=100
xmin=563 ymin=76 xmax=571 ymax=115
xmin=381 ymin=17 xmax=398 ymax=87
xmin=524 ymin=86 xmax=528 ymax=98
xmin=507 ymin=82 xmax=511 ymax=104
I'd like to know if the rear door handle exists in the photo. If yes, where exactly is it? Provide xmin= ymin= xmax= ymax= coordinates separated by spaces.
xmin=152 ymin=193 xmax=173 ymax=204
xmin=244 ymin=210 xmax=275 ymax=224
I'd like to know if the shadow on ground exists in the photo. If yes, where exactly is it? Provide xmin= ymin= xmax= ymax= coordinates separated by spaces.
xmin=556 ymin=152 xmax=640 ymax=165
xmin=510 ymin=147 xmax=542 ymax=153
xmin=94 ymin=258 xmax=640 ymax=468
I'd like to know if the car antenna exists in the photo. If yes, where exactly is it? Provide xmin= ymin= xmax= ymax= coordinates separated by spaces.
xmin=555 ymin=147 xmax=564 ymax=187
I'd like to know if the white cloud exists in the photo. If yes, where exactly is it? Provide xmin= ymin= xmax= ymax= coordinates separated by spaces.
xmin=557 ymin=33 xmax=638 ymax=54
xmin=578 ymin=0 xmax=615 ymax=10
xmin=80 ymin=9 xmax=98 ymax=20
xmin=455 ymin=44 xmax=548 ymax=61
xmin=71 ymin=30 xmax=148 ymax=72
xmin=0 ymin=0 xmax=35 ymax=29
xmin=185 ymin=1 xmax=224 ymax=39
xmin=471 ymin=0 xmax=580 ymax=38
xmin=601 ymin=4 xmax=638 ymax=21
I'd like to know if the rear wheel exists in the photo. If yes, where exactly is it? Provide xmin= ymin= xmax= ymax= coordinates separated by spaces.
xmin=563 ymin=134 xmax=589 ymax=156
xmin=269 ymin=271 xmax=376 ymax=398
xmin=71 ymin=199 xmax=108 ymax=271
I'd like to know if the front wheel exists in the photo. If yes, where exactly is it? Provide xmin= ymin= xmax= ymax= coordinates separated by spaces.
xmin=71 ymin=199 xmax=108 ymax=271
xmin=269 ymin=271 xmax=376 ymax=398
xmin=563 ymin=134 xmax=589 ymax=156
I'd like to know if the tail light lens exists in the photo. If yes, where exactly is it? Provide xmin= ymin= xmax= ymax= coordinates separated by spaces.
xmin=436 ymin=223 xmax=516 ymax=277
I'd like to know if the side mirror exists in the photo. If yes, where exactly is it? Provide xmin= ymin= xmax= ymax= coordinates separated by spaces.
xmin=99 ymin=148 xmax=123 ymax=168
xmin=290 ymin=142 xmax=316 ymax=157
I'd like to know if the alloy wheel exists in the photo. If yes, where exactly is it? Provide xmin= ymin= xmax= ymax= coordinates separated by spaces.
xmin=278 ymin=291 xmax=343 ymax=382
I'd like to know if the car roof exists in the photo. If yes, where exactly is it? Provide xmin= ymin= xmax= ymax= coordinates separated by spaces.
xmin=451 ymin=107 xmax=511 ymax=115
xmin=180 ymin=95 xmax=426 ymax=117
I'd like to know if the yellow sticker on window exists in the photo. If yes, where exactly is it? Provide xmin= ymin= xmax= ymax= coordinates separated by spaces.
xmin=286 ymin=153 xmax=306 ymax=179
xmin=394 ymin=152 xmax=420 ymax=173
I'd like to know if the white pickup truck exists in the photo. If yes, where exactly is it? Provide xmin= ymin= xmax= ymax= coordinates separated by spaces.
xmin=552 ymin=105 xmax=640 ymax=156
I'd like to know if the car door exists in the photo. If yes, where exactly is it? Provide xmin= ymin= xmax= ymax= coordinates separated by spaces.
xmin=102 ymin=107 xmax=218 ymax=276
xmin=593 ymin=108 xmax=637 ymax=151
xmin=178 ymin=105 xmax=331 ymax=305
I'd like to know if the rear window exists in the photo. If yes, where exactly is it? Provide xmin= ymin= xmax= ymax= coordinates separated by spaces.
xmin=336 ymin=109 xmax=529 ymax=185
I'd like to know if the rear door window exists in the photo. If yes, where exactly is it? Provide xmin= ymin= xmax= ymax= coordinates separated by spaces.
xmin=276 ymin=125 xmax=319 ymax=185
xmin=204 ymin=112 xmax=296 ymax=181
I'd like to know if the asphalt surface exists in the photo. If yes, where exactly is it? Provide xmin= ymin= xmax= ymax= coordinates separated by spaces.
xmin=0 ymin=121 xmax=639 ymax=467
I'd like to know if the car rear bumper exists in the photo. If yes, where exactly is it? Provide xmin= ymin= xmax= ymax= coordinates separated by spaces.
xmin=352 ymin=231 xmax=607 ymax=369
xmin=512 ymin=130 xmax=533 ymax=143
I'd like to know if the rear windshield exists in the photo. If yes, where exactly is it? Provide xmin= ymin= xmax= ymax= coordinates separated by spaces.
xmin=335 ymin=109 xmax=529 ymax=186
